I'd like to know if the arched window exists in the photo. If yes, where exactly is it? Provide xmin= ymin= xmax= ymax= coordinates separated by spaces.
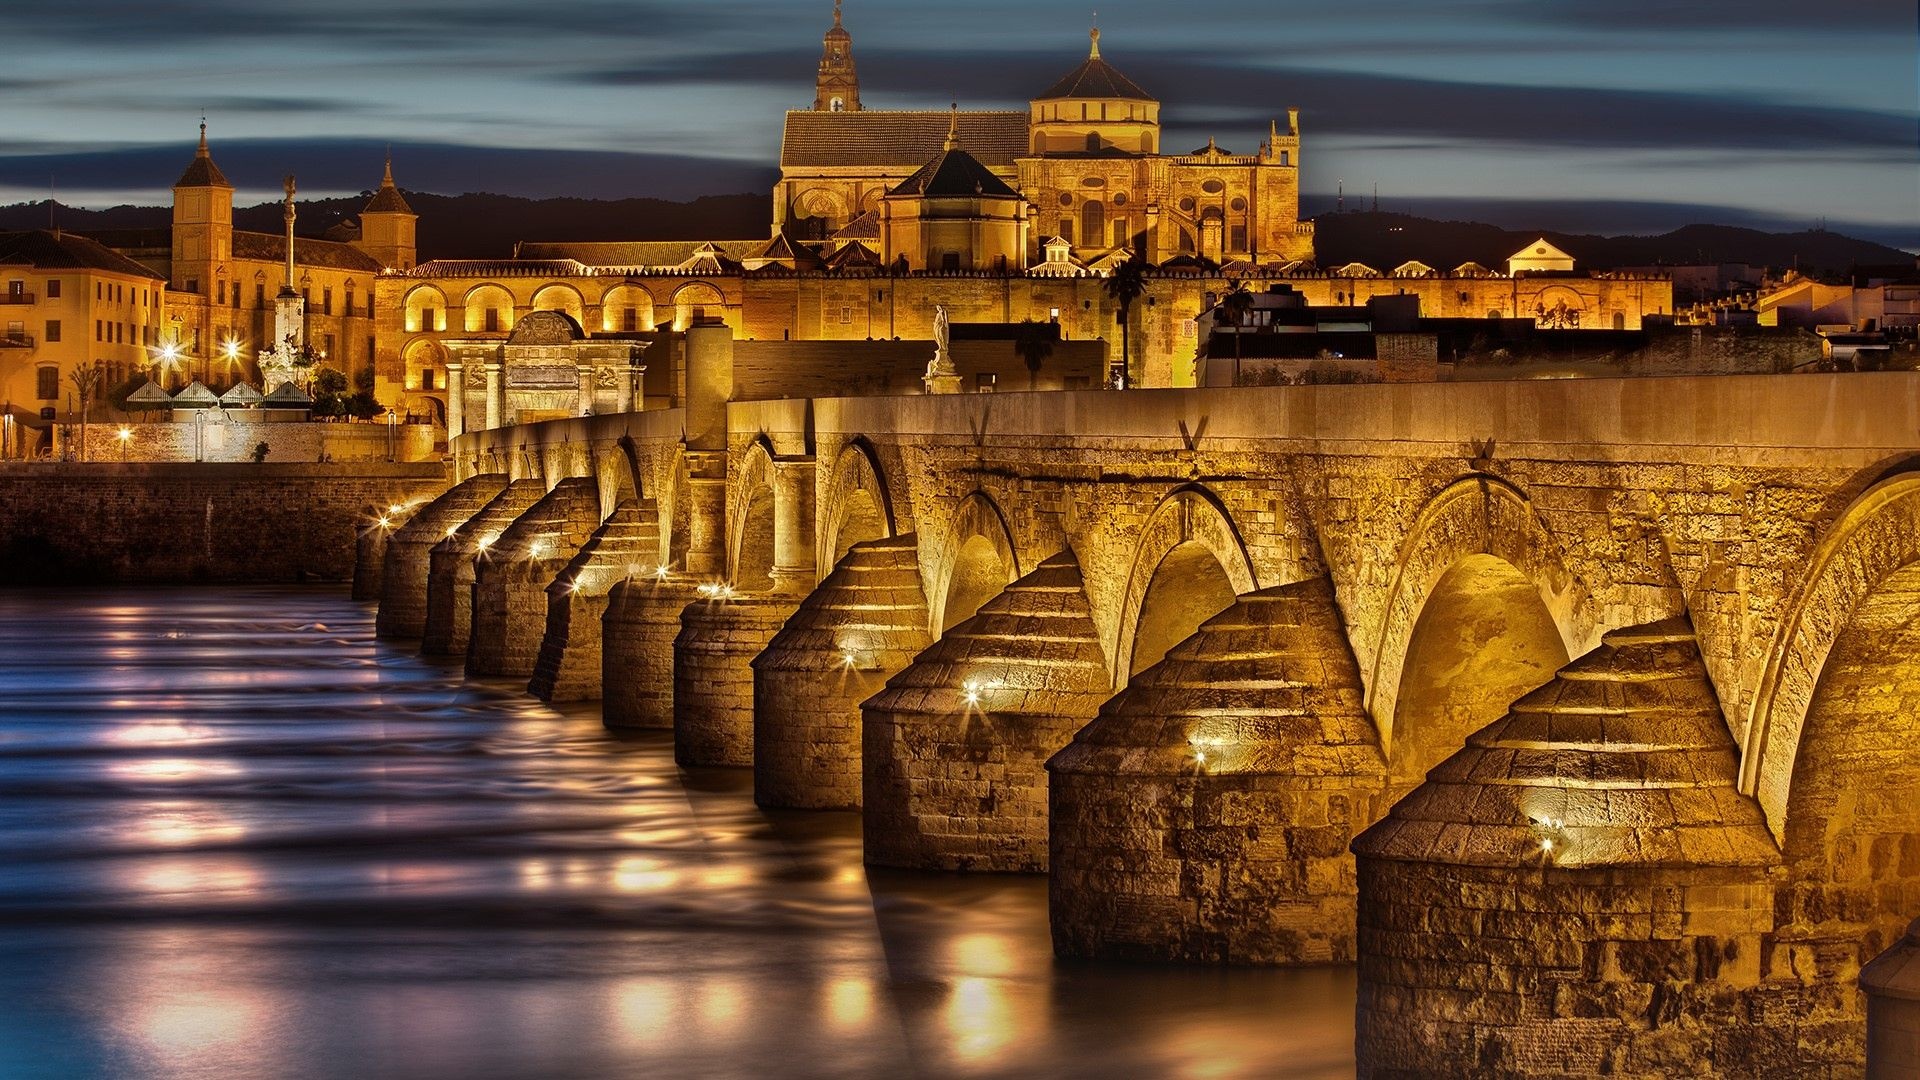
xmin=1080 ymin=201 xmax=1105 ymax=249
xmin=830 ymin=97 xmax=844 ymax=112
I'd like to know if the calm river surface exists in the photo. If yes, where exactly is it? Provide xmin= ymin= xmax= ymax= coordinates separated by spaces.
xmin=0 ymin=588 xmax=1354 ymax=1080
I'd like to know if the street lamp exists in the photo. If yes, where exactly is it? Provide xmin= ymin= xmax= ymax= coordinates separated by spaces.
xmin=116 ymin=426 xmax=132 ymax=462
xmin=384 ymin=407 xmax=397 ymax=462
xmin=220 ymin=337 xmax=244 ymax=385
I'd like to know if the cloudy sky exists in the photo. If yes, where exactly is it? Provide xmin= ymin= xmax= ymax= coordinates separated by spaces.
xmin=1 ymin=0 xmax=1914 ymax=244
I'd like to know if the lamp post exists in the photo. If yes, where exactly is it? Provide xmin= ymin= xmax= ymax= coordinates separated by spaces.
xmin=220 ymin=337 xmax=244 ymax=388
xmin=116 ymin=426 xmax=132 ymax=462
xmin=194 ymin=408 xmax=208 ymax=463
xmin=384 ymin=407 xmax=397 ymax=462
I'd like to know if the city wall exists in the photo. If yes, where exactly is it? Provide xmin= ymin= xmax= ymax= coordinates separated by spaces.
xmin=0 ymin=461 xmax=446 ymax=584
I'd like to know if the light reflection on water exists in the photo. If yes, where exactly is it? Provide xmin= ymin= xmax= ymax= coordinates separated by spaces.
xmin=0 ymin=588 xmax=1354 ymax=1080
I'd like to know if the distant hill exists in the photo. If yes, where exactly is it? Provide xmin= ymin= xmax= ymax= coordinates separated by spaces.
xmin=0 ymin=192 xmax=773 ymax=261
xmin=1310 ymin=212 xmax=1914 ymax=277
xmin=1 ymin=196 xmax=1907 ymax=274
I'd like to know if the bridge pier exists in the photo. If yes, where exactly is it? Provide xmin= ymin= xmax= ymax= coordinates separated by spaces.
xmin=468 ymin=477 xmax=602 ymax=679
xmin=1352 ymin=619 xmax=1781 ymax=1078
xmin=422 ymin=479 xmax=544 ymax=656
xmin=528 ymin=499 xmax=664 ymax=702
xmin=375 ymin=474 xmax=507 ymax=639
xmin=752 ymin=534 xmax=931 ymax=809
xmin=674 ymin=591 xmax=806 ymax=766
xmin=1049 ymin=577 xmax=1387 ymax=962
xmin=601 ymin=576 xmax=704 ymax=729
xmin=354 ymin=493 xmax=432 ymax=602
xmin=863 ymin=550 xmax=1110 ymax=872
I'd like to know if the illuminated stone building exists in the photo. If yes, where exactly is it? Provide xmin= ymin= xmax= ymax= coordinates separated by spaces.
xmin=95 ymin=126 xmax=414 ymax=389
xmin=374 ymin=10 xmax=1671 ymax=407
xmin=0 ymin=229 xmax=167 ymax=455
xmin=778 ymin=15 xmax=1311 ymax=268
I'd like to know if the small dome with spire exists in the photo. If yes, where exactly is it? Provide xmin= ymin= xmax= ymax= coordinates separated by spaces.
xmin=1035 ymin=28 xmax=1153 ymax=101
xmin=175 ymin=122 xmax=233 ymax=189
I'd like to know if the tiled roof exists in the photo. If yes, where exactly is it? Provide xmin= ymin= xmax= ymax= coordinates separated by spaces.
xmin=0 ymin=230 xmax=166 ymax=279
xmin=1037 ymin=56 xmax=1152 ymax=101
xmin=833 ymin=211 xmax=881 ymax=240
xmin=514 ymin=239 xmax=762 ymax=269
xmin=781 ymin=111 xmax=1027 ymax=169
xmin=888 ymin=147 xmax=1020 ymax=199
xmin=175 ymin=140 xmax=232 ymax=189
xmin=409 ymin=259 xmax=591 ymax=277
xmin=231 ymin=231 xmax=382 ymax=273
xmin=364 ymin=185 xmax=414 ymax=215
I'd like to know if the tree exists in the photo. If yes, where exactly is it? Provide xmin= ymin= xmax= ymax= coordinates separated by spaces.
xmin=1218 ymin=281 xmax=1256 ymax=385
xmin=1012 ymin=319 xmax=1057 ymax=391
xmin=66 ymin=360 xmax=102 ymax=462
xmin=1102 ymin=254 xmax=1149 ymax=388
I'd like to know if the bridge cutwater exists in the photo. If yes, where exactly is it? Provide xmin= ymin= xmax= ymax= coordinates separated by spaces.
xmin=364 ymin=352 xmax=1920 ymax=1077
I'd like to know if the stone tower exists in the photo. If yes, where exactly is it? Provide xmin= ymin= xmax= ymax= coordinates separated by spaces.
xmin=169 ymin=122 xmax=233 ymax=297
xmin=357 ymin=157 xmax=417 ymax=272
xmin=813 ymin=0 xmax=860 ymax=112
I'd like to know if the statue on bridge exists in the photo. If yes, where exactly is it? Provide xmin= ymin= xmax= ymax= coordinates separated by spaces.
xmin=924 ymin=304 xmax=960 ymax=395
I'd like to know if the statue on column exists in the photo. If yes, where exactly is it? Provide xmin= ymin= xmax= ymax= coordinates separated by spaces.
xmin=924 ymin=304 xmax=960 ymax=394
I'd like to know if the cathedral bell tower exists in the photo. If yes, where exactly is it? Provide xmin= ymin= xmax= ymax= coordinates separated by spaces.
xmin=813 ymin=0 xmax=860 ymax=112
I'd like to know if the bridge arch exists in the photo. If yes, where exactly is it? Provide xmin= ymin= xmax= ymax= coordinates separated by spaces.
xmin=729 ymin=437 xmax=779 ymax=592
xmin=1365 ymin=476 xmax=1594 ymax=788
xmin=930 ymin=491 xmax=1021 ymax=635
xmin=1748 ymin=470 xmax=1920 ymax=833
xmin=1741 ymin=469 xmax=1920 ymax=985
xmin=820 ymin=439 xmax=896 ymax=570
xmin=595 ymin=436 xmax=642 ymax=522
xmin=1113 ymin=485 xmax=1259 ymax=687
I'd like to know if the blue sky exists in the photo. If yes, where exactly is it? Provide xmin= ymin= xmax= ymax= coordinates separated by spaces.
xmin=1 ymin=0 xmax=1914 ymax=244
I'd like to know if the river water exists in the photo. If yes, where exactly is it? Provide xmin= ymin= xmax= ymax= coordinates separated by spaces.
xmin=0 ymin=588 xmax=1354 ymax=1080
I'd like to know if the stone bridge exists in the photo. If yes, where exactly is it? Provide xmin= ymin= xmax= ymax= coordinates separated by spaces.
xmin=371 ymin=371 xmax=1920 ymax=1076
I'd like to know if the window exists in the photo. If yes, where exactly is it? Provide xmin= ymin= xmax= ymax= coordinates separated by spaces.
xmin=1279 ymin=151 xmax=1290 ymax=166
xmin=323 ymin=288 xmax=333 ymax=315
xmin=94 ymin=320 xmax=102 ymax=341
xmin=216 ymin=281 xmax=226 ymax=304
xmin=323 ymin=333 xmax=335 ymax=359
xmin=45 ymin=279 xmax=60 ymax=299
xmin=36 ymin=366 xmax=57 ymax=401
xmin=185 ymin=278 xmax=198 ymax=295
xmin=941 ymin=252 xmax=960 ymax=271
xmin=1080 ymin=201 xmax=1105 ymax=248
xmin=830 ymin=96 xmax=844 ymax=112
xmin=232 ymin=287 xmax=240 ymax=310
xmin=974 ymin=373 xmax=996 ymax=393
xmin=420 ymin=307 xmax=437 ymax=332
xmin=44 ymin=319 xmax=59 ymax=343
xmin=256 ymin=283 xmax=266 ymax=307
xmin=421 ymin=368 xmax=435 ymax=390
xmin=484 ymin=308 xmax=500 ymax=332
xmin=621 ymin=308 xmax=636 ymax=332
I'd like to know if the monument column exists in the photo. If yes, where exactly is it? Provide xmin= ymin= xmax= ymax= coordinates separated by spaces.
xmin=445 ymin=361 xmax=466 ymax=440
xmin=484 ymin=361 xmax=504 ymax=430
xmin=923 ymin=304 xmax=961 ymax=395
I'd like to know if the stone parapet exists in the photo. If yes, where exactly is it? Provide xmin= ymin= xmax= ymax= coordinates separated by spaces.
xmin=674 ymin=592 xmax=806 ymax=767
xmin=1049 ymin=576 xmax=1387 ymax=963
xmin=863 ymin=550 xmax=1110 ymax=872
xmin=528 ymin=499 xmax=664 ymax=702
xmin=375 ymin=473 xmax=507 ymax=638
xmin=601 ymin=576 xmax=705 ymax=729
xmin=468 ymin=478 xmax=602 ymax=678
xmin=421 ymin=479 xmax=544 ymax=656
xmin=752 ymin=534 xmax=930 ymax=810
xmin=1353 ymin=618 xmax=1782 ymax=1078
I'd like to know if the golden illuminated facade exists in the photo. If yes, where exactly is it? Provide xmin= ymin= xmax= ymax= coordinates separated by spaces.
xmin=777 ymin=18 xmax=1312 ymax=267
xmin=98 ymin=126 xmax=415 ymax=389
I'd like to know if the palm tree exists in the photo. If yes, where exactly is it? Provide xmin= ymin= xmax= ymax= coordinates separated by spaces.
xmin=1218 ymin=282 xmax=1256 ymax=386
xmin=1012 ymin=319 xmax=1056 ymax=391
xmin=1102 ymin=254 xmax=1149 ymax=389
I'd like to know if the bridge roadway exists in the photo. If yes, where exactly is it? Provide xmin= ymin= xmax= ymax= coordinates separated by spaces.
xmin=363 ymin=371 xmax=1920 ymax=1077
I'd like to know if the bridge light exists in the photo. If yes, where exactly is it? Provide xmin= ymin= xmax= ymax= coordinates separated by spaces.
xmin=962 ymin=679 xmax=982 ymax=706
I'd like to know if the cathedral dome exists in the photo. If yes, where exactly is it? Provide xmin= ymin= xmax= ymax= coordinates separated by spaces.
xmin=1035 ymin=29 xmax=1152 ymax=101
